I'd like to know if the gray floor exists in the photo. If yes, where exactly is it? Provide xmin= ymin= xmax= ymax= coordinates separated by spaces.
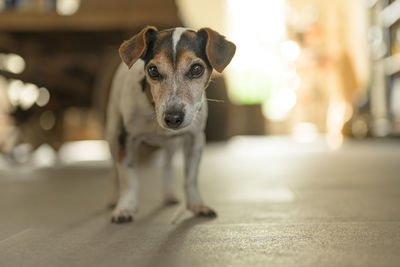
xmin=1 ymin=137 xmax=400 ymax=267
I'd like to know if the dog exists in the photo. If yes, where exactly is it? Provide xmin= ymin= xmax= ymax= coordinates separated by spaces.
xmin=105 ymin=26 xmax=236 ymax=223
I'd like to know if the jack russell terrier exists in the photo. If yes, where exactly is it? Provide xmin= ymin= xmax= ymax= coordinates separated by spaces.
xmin=106 ymin=26 xmax=236 ymax=223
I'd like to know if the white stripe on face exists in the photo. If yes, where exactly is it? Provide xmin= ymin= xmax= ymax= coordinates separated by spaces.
xmin=172 ymin=27 xmax=189 ymax=59
xmin=171 ymin=27 xmax=189 ymax=94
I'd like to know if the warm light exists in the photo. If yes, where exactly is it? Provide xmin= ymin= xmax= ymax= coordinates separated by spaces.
xmin=352 ymin=119 xmax=368 ymax=139
xmin=31 ymin=144 xmax=57 ymax=167
xmin=344 ymin=103 xmax=354 ymax=123
xmin=326 ymin=101 xmax=347 ymax=150
xmin=40 ymin=110 xmax=56 ymax=131
xmin=0 ymin=76 xmax=7 ymax=90
xmin=7 ymin=80 xmax=24 ymax=106
xmin=226 ymin=0 xmax=287 ymax=104
xmin=7 ymin=79 xmax=43 ymax=109
xmin=59 ymin=140 xmax=111 ymax=164
xmin=263 ymin=88 xmax=297 ymax=121
xmin=326 ymin=132 xmax=343 ymax=150
xmin=281 ymin=40 xmax=300 ymax=62
xmin=286 ymin=70 xmax=302 ymax=91
xmin=233 ymin=187 xmax=295 ymax=203
xmin=382 ymin=0 xmax=400 ymax=27
xmin=36 ymin=87 xmax=51 ymax=107
xmin=6 ymin=54 xmax=25 ymax=74
xmin=292 ymin=122 xmax=318 ymax=143
xmin=0 ymin=53 xmax=26 ymax=74
xmin=373 ymin=118 xmax=391 ymax=137
xmin=276 ymin=88 xmax=297 ymax=110
xmin=19 ymin=83 xmax=39 ymax=110
xmin=0 ymin=76 xmax=10 ymax=111
xmin=12 ymin=144 xmax=32 ymax=164
xmin=56 ymin=0 xmax=80 ymax=16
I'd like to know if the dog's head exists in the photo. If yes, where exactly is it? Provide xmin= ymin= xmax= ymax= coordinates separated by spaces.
xmin=119 ymin=26 xmax=236 ymax=130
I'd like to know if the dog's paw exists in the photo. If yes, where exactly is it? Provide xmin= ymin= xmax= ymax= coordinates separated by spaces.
xmin=188 ymin=205 xmax=217 ymax=218
xmin=163 ymin=195 xmax=180 ymax=206
xmin=111 ymin=209 xmax=135 ymax=223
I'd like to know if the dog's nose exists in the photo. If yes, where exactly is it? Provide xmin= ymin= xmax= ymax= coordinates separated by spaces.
xmin=164 ymin=110 xmax=185 ymax=128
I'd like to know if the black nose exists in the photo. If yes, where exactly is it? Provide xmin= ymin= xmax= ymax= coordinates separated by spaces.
xmin=163 ymin=110 xmax=185 ymax=128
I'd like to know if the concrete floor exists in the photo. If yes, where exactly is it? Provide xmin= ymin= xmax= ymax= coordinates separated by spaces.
xmin=1 ymin=137 xmax=400 ymax=267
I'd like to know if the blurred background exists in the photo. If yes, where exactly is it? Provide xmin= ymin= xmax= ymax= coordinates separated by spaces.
xmin=2 ymin=2 xmax=400 ymax=265
xmin=0 ymin=0 xmax=399 ymax=165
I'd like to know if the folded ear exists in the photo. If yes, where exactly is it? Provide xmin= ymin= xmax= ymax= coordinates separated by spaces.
xmin=198 ymin=28 xmax=236 ymax=73
xmin=119 ymin=26 xmax=158 ymax=69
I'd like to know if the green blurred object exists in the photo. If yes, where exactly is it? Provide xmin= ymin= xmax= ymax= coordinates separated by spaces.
xmin=228 ymin=70 xmax=283 ymax=105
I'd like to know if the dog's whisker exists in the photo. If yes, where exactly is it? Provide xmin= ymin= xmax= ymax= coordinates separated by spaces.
xmin=207 ymin=98 xmax=225 ymax=103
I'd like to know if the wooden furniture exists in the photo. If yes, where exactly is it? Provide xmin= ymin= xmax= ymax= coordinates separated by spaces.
xmin=368 ymin=0 xmax=400 ymax=136
xmin=0 ymin=0 xmax=182 ymax=148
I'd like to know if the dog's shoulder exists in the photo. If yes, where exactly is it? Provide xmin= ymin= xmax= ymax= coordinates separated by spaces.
xmin=106 ymin=60 xmax=155 ymax=139
xmin=111 ymin=60 xmax=145 ymax=98
xmin=110 ymin=60 xmax=152 ymax=114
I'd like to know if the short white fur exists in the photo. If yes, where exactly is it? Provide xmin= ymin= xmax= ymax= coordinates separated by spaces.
xmin=172 ymin=27 xmax=188 ymax=94
xmin=172 ymin=27 xmax=189 ymax=58
xmin=105 ymin=26 xmax=229 ymax=223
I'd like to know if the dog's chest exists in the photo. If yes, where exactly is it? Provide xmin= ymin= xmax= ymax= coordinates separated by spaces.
xmin=124 ymin=114 xmax=186 ymax=146
xmin=141 ymin=133 xmax=183 ymax=147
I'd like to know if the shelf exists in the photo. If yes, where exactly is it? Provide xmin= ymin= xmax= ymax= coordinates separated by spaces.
xmin=381 ymin=0 xmax=400 ymax=27
xmin=384 ymin=54 xmax=400 ymax=75
xmin=0 ymin=11 xmax=181 ymax=31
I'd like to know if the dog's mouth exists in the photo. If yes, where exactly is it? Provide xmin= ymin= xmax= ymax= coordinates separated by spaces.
xmin=160 ymin=119 xmax=190 ymax=131
xmin=159 ymin=121 xmax=189 ymax=131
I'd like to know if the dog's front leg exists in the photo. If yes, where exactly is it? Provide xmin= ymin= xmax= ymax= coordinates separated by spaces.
xmin=184 ymin=133 xmax=216 ymax=217
xmin=108 ymin=162 xmax=119 ymax=209
xmin=111 ymin=138 xmax=140 ymax=223
xmin=163 ymin=142 xmax=179 ymax=205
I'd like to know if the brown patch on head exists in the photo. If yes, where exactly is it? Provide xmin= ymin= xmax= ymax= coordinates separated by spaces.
xmin=157 ymin=31 xmax=170 ymax=40
xmin=150 ymin=47 xmax=174 ymax=68
xmin=176 ymin=49 xmax=197 ymax=61
xmin=142 ymin=29 xmax=174 ymax=66
xmin=176 ymin=49 xmax=212 ymax=85
xmin=197 ymin=28 xmax=236 ymax=73
xmin=182 ymin=30 xmax=197 ymax=39
xmin=119 ymin=26 xmax=158 ymax=68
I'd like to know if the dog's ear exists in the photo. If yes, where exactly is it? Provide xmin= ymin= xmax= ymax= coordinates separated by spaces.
xmin=198 ymin=28 xmax=236 ymax=73
xmin=119 ymin=26 xmax=158 ymax=69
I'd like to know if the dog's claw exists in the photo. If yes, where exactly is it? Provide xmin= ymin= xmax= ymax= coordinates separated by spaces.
xmin=198 ymin=209 xmax=217 ymax=218
xmin=111 ymin=210 xmax=135 ymax=223
xmin=111 ymin=215 xmax=133 ymax=223
xmin=189 ymin=205 xmax=217 ymax=218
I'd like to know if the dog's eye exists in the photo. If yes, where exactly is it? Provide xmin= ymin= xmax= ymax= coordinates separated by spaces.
xmin=189 ymin=64 xmax=204 ymax=78
xmin=148 ymin=66 xmax=161 ymax=80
